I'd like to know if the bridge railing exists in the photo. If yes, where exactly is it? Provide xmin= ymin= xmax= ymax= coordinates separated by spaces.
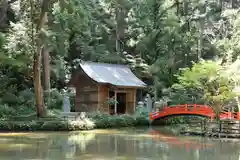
xmin=150 ymin=104 xmax=240 ymax=120
xmin=153 ymin=104 xmax=212 ymax=112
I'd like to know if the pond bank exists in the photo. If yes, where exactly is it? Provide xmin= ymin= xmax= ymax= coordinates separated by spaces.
xmin=0 ymin=114 xmax=149 ymax=132
xmin=180 ymin=128 xmax=240 ymax=138
xmin=180 ymin=119 xmax=240 ymax=138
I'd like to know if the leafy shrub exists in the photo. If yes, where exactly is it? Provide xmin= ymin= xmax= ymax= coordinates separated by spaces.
xmin=134 ymin=106 xmax=149 ymax=125
xmin=68 ymin=92 xmax=76 ymax=112
xmin=164 ymin=116 xmax=186 ymax=124
xmin=18 ymin=89 xmax=36 ymax=107
xmin=0 ymin=118 xmax=95 ymax=131
xmin=47 ymin=89 xmax=63 ymax=109
xmin=1 ymin=89 xmax=36 ymax=108
xmin=1 ymin=92 xmax=20 ymax=105
xmin=0 ymin=104 xmax=16 ymax=119
xmin=161 ymin=84 xmax=204 ymax=106
xmin=40 ymin=121 xmax=68 ymax=131
xmin=153 ymin=116 xmax=206 ymax=125
xmin=135 ymin=116 xmax=149 ymax=125
xmin=135 ymin=106 xmax=149 ymax=118
xmin=88 ymin=112 xmax=149 ymax=128
xmin=0 ymin=107 xmax=149 ymax=131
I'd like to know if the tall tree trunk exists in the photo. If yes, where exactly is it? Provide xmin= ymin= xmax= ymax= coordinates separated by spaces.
xmin=0 ymin=0 xmax=8 ymax=29
xmin=212 ymin=103 xmax=222 ymax=120
xmin=231 ymin=0 xmax=237 ymax=8
xmin=33 ymin=0 xmax=49 ymax=117
xmin=197 ymin=3 xmax=206 ymax=60
xmin=198 ymin=19 xmax=204 ymax=60
xmin=42 ymin=45 xmax=50 ymax=107
xmin=218 ymin=0 xmax=222 ymax=11
xmin=152 ymin=0 xmax=160 ymax=100
xmin=34 ymin=45 xmax=45 ymax=117
xmin=115 ymin=1 xmax=128 ymax=63
xmin=183 ymin=0 xmax=188 ymax=16
xmin=235 ymin=96 xmax=240 ymax=112
xmin=234 ymin=82 xmax=240 ymax=112
xmin=42 ymin=10 xmax=51 ymax=107
xmin=183 ymin=0 xmax=190 ymax=31
xmin=154 ymin=76 xmax=158 ymax=101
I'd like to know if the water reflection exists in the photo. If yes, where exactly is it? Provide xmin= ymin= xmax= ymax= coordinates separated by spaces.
xmin=0 ymin=128 xmax=240 ymax=160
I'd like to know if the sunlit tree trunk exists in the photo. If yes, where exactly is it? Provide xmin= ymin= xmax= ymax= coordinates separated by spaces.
xmin=235 ymin=96 xmax=240 ymax=112
xmin=197 ymin=3 xmax=206 ymax=60
xmin=183 ymin=0 xmax=188 ymax=16
xmin=212 ymin=102 xmax=222 ymax=121
xmin=198 ymin=18 xmax=204 ymax=60
xmin=115 ymin=0 xmax=129 ymax=64
xmin=42 ymin=10 xmax=51 ymax=108
xmin=42 ymin=45 xmax=51 ymax=107
xmin=0 ymin=0 xmax=8 ymax=28
xmin=33 ymin=0 xmax=50 ymax=117
xmin=218 ymin=0 xmax=222 ymax=11
xmin=231 ymin=0 xmax=237 ymax=8
xmin=115 ymin=7 xmax=120 ymax=64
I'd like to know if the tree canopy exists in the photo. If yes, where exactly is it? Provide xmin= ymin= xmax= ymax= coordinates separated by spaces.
xmin=1 ymin=0 xmax=240 ymax=117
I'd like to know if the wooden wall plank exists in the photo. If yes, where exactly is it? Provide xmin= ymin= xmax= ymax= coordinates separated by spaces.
xmin=74 ymin=69 xmax=98 ymax=112
xmin=98 ymin=85 xmax=109 ymax=114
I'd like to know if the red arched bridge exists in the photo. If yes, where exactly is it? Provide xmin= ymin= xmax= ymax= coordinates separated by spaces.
xmin=149 ymin=104 xmax=240 ymax=121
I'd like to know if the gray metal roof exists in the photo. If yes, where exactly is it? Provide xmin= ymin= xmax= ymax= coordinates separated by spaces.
xmin=80 ymin=62 xmax=146 ymax=87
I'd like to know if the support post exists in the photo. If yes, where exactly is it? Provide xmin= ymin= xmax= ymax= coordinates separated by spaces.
xmin=133 ymin=89 xmax=136 ymax=113
xmin=114 ymin=91 xmax=117 ymax=114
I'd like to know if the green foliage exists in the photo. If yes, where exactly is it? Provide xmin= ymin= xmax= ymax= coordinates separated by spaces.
xmin=135 ymin=106 xmax=149 ymax=117
xmin=172 ymin=60 xmax=236 ymax=115
xmin=134 ymin=105 xmax=152 ymax=125
xmin=88 ymin=112 xmax=149 ymax=128
xmin=163 ymin=116 xmax=206 ymax=125
xmin=68 ymin=92 xmax=76 ymax=112
xmin=47 ymin=89 xmax=63 ymax=109
xmin=105 ymin=97 xmax=118 ymax=105
xmin=0 ymin=112 xmax=149 ymax=131
xmin=0 ymin=103 xmax=35 ymax=120
xmin=164 ymin=117 xmax=186 ymax=125
xmin=0 ymin=119 xmax=94 ymax=131
xmin=0 ymin=104 xmax=16 ymax=120
xmin=135 ymin=116 xmax=150 ymax=126
xmin=161 ymin=84 xmax=204 ymax=105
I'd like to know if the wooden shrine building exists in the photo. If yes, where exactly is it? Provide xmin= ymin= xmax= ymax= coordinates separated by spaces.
xmin=69 ymin=61 xmax=146 ymax=115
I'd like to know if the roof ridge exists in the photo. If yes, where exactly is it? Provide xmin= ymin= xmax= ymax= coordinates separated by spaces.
xmin=81 ymin=61 xmax=128 ymax=67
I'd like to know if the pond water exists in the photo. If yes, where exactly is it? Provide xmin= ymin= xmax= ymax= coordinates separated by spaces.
xmin=0 ymin=127 xmax=240 ymax=160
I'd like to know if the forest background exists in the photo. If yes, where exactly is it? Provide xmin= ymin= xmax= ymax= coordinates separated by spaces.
xmin=1 ymin=0 xmax=240 ymax=118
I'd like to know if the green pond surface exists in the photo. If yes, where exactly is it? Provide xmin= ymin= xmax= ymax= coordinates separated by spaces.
xmin=0 ymin=127 xmax=240 ymax=160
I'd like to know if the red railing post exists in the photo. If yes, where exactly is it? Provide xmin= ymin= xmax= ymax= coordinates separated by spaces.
xmin=184 ymin=104 xmax=188 ymax=111
xmin=237 ymin=112 xmax=240 ymax=120
xmin=229 ymin=112 xmax=232 ymax=119
xmin=149 ymin=112 xmax=152 ymax=120
xmin=210 ymin=115 xmax=214 ymax=121
xmin=193 ymin=104 xmax=196 ymax=111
